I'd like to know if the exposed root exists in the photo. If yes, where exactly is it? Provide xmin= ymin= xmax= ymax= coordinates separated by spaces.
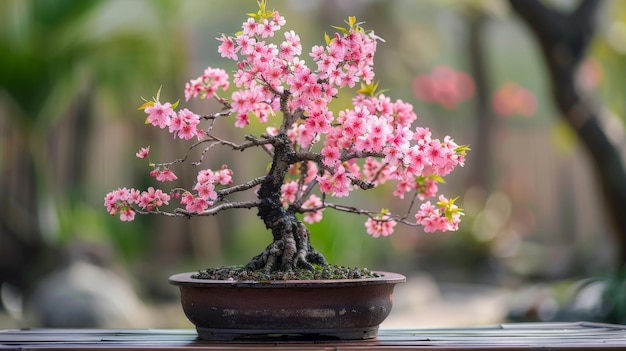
xmin=245 ymin=219 xmax=328 ymax=272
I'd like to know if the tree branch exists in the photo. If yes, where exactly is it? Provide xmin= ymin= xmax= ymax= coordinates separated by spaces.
xmin=137 ymin=199 xmax=263 ymax=218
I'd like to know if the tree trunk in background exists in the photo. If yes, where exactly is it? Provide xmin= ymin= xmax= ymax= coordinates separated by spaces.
xmin=466 ymin=10 xmax=496 ymax=193
xmin=510 ymin=0 xmax=626 ymax=267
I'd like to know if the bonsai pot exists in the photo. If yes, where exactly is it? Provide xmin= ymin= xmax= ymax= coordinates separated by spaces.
xmin=169 ymin=271 xmax=406 ymax=341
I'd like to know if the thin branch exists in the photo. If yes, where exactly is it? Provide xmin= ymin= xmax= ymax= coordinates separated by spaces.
xmin=152 ymin=138 xmax=215 ymax=168
xmin=191 ymin=141 xmax=225 ymax=166
xmin=218 ymin=176 xmax=266 ymax=197
xmin=136 ymin=199 xmax=263 ymax=218
xmin=200 ymin=110 xmax=232 ymax=121
xmin=203 ymin=134 xmax=274 ymax=152
xmin=318 ymin=201 xmax=419 ymax=227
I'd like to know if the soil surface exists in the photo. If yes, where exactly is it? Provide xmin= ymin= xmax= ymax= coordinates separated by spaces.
xmin=192 ymin=265 xmax=381 ymax=281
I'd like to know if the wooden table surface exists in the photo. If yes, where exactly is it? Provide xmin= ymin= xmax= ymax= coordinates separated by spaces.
xmin=2 ymin=322 xmax=626 ymax=350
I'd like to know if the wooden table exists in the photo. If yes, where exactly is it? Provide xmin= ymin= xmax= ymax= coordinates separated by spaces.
xmin=2 ymin=322 xmax=626 ymax=350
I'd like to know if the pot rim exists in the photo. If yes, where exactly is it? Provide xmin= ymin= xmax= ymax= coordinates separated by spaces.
xmin=168 ymin=271 xmax=406 ymax=288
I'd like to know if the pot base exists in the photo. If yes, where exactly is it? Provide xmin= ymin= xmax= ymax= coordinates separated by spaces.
xmin=197 ymin=326 xmax=378 ymax=341
xmin=169 ymin=271 xmax=405 ymax=341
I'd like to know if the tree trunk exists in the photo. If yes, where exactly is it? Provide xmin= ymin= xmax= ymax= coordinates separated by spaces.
xmin=466 ymin=10 xmax=496 ymax=192
xmin=510 ymin=0 xmax=626 ymax=267
xmin=245 ymin=133 xmax=326 ymax=272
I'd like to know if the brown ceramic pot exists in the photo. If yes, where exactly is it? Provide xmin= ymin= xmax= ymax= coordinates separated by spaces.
xmin=169 ymin=271 xmax=405 ymax=341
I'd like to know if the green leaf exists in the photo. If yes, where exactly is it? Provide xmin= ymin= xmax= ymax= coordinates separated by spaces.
xmin=454 ymin=144 xmax=471 ymax=156
xmin=155 ymin=85 xmax=162 ymax=102
xmin=331 ymin=25 xmax=348 ymax=34
xmin=357 ymin=81 xmax=379 ymax=96
xmin=429 ymin=175 xmax=446 ymax=184
xmin=258 ymin=0 xmax=266 ymax=14
xmin=347 ymin=16 xmax=356 ymax=28
xmin=171 ymin=99 xmax=180 ymax=110
xmin=138 ymin=100 xmax=154 ymax=110
xmin=324 ymin=32 xmax=331 ymax=45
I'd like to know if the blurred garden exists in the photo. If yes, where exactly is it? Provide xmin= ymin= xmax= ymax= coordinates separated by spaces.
xmin=1 ymin=0 xmax=626 ymax=329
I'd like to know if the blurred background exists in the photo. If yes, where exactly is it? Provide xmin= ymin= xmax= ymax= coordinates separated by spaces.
xmin=1 ymin=0 xmax=626 ymax=329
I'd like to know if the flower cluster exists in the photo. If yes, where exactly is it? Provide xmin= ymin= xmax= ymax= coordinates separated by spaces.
xmin=180 ymin=167 xmax=234 ymax=214
xmin=105 ymin=2 xmax=468 ymax=239
xmin=415 ymin=195 xmax=463 ymax=233
xmin=105 ymin=187 xmax=171 ymax=222
xmin=143 ymin=101 xmax=205 ymax=141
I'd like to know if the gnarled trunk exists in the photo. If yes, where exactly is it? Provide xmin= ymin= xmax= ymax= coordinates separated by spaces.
xmin=245 ymin=133 xmax=327 ymax=272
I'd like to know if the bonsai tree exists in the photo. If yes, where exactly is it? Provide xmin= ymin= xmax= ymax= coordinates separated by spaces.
xmin=104 ymin=1 xmax=468 ymax=276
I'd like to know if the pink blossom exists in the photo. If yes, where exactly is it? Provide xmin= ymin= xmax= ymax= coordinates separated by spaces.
xmin=280 ymin=180 xmax=299 ymax=205
xmin=414 ymin=196 xmax=462 ymax=233
xmin=145 ymin=102 xmax=174 ymax=129
xmin=363 ymin=157 xmax=384 ymax=184
xmin=321 ymin=146 xmax=341 ymax=168
xmin=417 ymin=177 xmax=438 ymax=200
xmin=215 ymin=166 xmax=234 ymax=185
xmin=235 ymin=113 xmax=250 ymax=128
xmin=295 ymin=124 xmax=317 ymax=149
xmin=186 ymin=197 xmax=209 ymax=214
xmin=196 ymin=169 xmax=215 ymax=184
xmin=272 ymin=12 xmax=286 ymax=27
xmin=365 ymin=215 xmax=397 ymax=238
xmin=317 ymin=172 xmax=334 ymax=194
xmin=236 ymin=35 xmax=255 ymax=56
xmin=231 ymin=89 xmax=260 ymax=115
xmin=136 ymin=146 xmax=150 ymax=159
xmin=185 ymin=67 xmax=230 ymax=101
xmin=330 ymin=168 xmax=351 ymax=197
xmin=180 ymin=191 xmax=195 ymax=206
xmin=195 ymin=182 xmax=217 ymax=201
xmin=393 ymin=100 xmax=417 ymax=126
xmin=259 ymin=19 xmax=277 ymax=38
xmin=137 ymin=187 xmax=171 ymax=211
xmin=119 ymin=207 xmax=136 ymax=222
xmin=393 ymin=179 xmax=414 ymax=199
xmin=242 ymin=18 xmax=259 ymax=37
xmin=104 ymin=187 xmax=141 ymax=219
xmin=404 ymin=146 xmax=425 ymax=177
xmin=170 ymin=108 xmax=200 ymax=140
xmin=302 ymin=194 xmax=323 ymax=223
xmin=217 ymin=34 xmax=238 ymax=60
xmin=151 ymin=168 xmax=177 ymax=182
xmin=304 ymin=161 xmax=318 ymax=183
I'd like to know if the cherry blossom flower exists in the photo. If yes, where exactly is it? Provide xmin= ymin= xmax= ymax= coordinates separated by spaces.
xmin=185 ymin=67 xmax=230 ymax=101
xmin=281 ymin=180 xmax=299 ymax=205
xmin=302 ymin=195 xmax=323 ymax=224
xmin=145 ymin=102 xmax=174 ymax=129
xmin=136 ymin=146 xmax=150 ymax=159
xmin=365 ymin=213 xmax=397 ymax=238
xmin=217 ymin=34 xmax=238 ymax=60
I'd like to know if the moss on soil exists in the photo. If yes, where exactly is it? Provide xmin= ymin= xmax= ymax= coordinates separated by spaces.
xmin=192 ymin=265 xmax=381 ymax=281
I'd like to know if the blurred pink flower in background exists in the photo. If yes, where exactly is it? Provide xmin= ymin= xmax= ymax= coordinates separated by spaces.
xmin=413 ymin=65 xmax=475 ymax=109
xmin=577 ymin=57 xmax=603 ymax=92
xmin=492 ymin=82 xmax=537 ymax=118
